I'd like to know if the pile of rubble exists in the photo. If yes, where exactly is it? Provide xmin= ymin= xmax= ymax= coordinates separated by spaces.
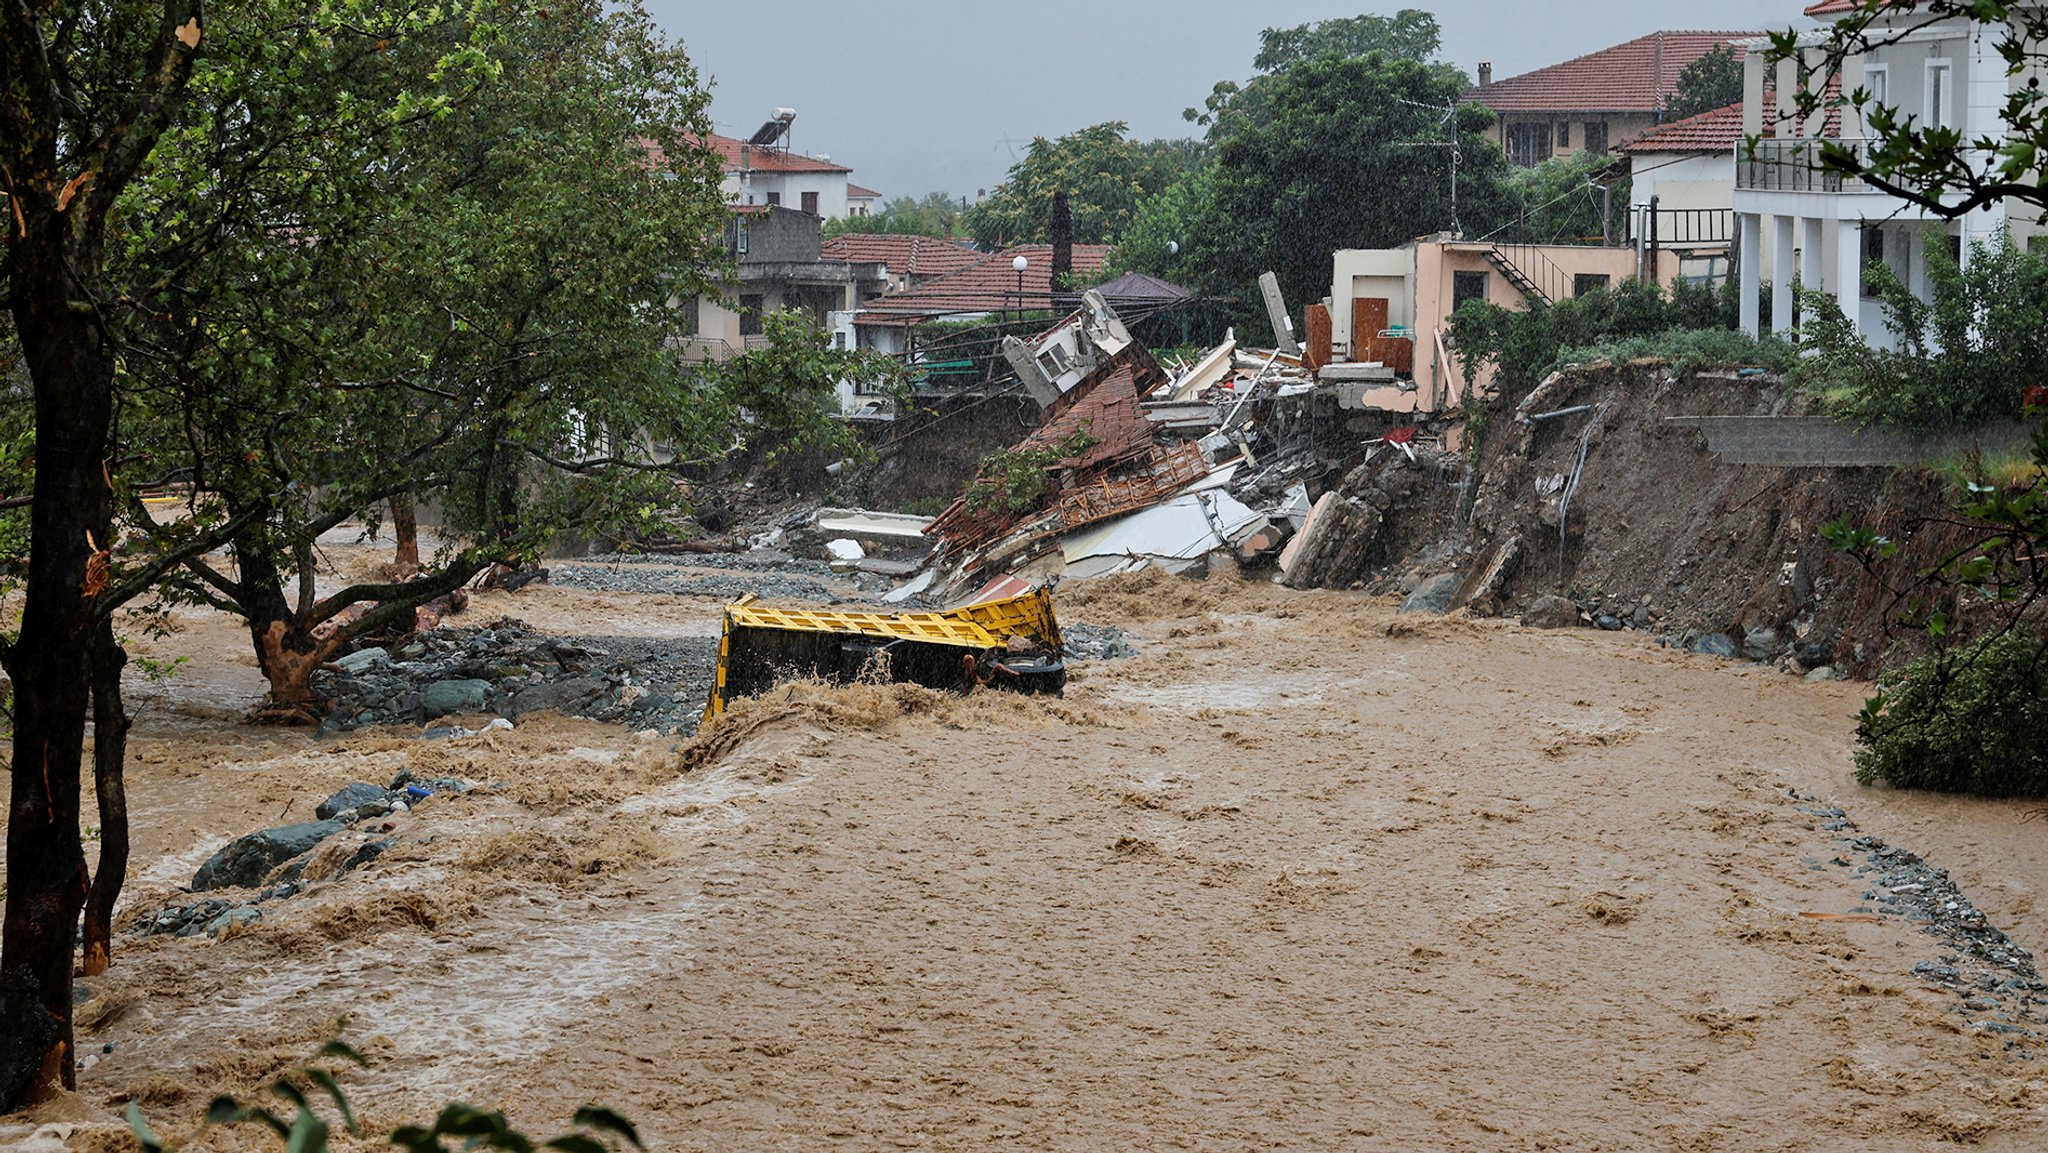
xmin=315 ymin=616 xmax=714 ymax=736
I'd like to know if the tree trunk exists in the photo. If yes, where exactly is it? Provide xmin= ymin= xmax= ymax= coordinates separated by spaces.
xmin=234 ymin=535 xmax=343 ymax=722
xmin=2 ymin=221 xmax=116 ymax=1108
xmin=391 ymin=492 xmax=420 ymax=577
xmin=81 ymin=620 xmax=132 ymax=978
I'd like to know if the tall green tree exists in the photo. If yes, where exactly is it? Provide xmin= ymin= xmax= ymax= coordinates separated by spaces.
xmin=824 ymin=191 xmax=964 ymax=239
xmin=1252 ymin=9 xmax=1446 ymax=72
xmin=1187 ymin=8 xmax=1459 ymax=139
xmin=109 ymin=0 xmax=742 ymax=717
xmin=1665 ymin=44 xmax=1743 ymax=120
xmin=1179 ymin=51 xmax=1510 ymax=323
xmin=961 ymin=123 xmax=1204 ymax=248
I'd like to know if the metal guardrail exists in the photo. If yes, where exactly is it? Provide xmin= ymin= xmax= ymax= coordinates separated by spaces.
xmin=1633 ymin=206 xmax=1734 ymax=248
xmin=1736 ymin=137 xmax=1871 ymax=192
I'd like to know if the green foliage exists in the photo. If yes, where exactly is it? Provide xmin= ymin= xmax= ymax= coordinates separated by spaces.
xmin=1499 ymin=153 xmax=1628 ymax=245
xmin=963 ymin=428 xmax=1100 ymax=513
xmin=962 ymin=124 xmax=1205 ymax=248
xmin=1181 ymin=51 xmax=1511 ymax=325
xmin=1558 ymin=328 xmax=1800 ymax=375
xmin=824 ymin=192 xmax=963 ymax=239
xmin=127 ymin=1035 xmax=641 ymax=1153
xmin=1852 ymin=632 xmax=2048 ymax=796
xmin=87 ymin=0 xmax=764 ymax=633
xmin=1448 ymin=277 xmax=1780 ymax=396
xmin=1251 ymin=10 xmax=1447 ymax=73
xmin=686 ymin=309 xmax=905 ymax=470
xmin=1666 ymin=44 xmax=1742 ymax=120
xmin=1802 ymin=232 xmax=2048 ymax=430
xmin=1103 ymin=167 xmax=1213 ymax=280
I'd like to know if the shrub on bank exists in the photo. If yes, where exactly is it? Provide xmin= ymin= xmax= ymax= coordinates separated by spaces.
xmin=1854 ymin=630 xmax=2048 ymax=797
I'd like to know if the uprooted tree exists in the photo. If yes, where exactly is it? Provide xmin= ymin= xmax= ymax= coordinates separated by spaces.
xmin=1 ymin=0 xmax=886 ymax=1108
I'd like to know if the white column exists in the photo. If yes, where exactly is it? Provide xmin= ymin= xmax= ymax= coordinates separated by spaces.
xmin=1835 ymin=219 xmax=1862 ymax=336
xmin=1799 ymin=216 xmax=1825 ymax=293
xmin=1771 ymin=214 xmax=1796 ymax=334
xmin=1739 ymin=212 xmax=1762 ymax=337
xmin=1742 ymin=54 xmax=1766 ymax=139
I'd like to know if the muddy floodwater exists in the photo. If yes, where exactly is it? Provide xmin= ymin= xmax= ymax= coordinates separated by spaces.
xmin=7 ymin=562 xmax=2048 ymax=1151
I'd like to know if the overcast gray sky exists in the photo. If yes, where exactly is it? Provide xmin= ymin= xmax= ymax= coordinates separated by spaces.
xmin=644 ymin=1 xmax=1817 ymax=199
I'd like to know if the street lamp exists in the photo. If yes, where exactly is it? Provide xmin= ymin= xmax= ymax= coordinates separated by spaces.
xmin=1012 ymin=254 xmax=1028 ymax=317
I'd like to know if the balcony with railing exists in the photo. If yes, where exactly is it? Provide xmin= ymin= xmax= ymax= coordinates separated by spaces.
xmin=1735 ymin=138 xmax=1873 ymax=193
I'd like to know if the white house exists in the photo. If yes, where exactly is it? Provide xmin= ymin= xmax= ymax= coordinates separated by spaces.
xmin=1733 ymin=1 xmax=2046 ymax=347
xmin=1621 ymin=103 xmax=1746 ymax=285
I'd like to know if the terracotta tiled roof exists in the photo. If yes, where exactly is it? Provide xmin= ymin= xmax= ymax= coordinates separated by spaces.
xmin=847 ymin=183 xmax=882 ymax=199
xmin=821 ymin=234 xmax=983 ymax=279
xmin=1620 ymin=84 xmax=1845 ymax=156
xmin=1024 ymin=360 xmax=1153 ymax=471
xmin=688 ymin=132 xmax=852 ymax=174
xmin=1467 ymin=31 xmax=1756 ymax=114
xmin=853 ymin=244 xmax=1114 ymax=324
xmin=1620 ymin=102 xmax=1747 ymax=153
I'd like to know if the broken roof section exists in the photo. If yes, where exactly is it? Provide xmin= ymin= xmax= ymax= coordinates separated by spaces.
xmin=924 ymin=297 xmax=1191 ymax=565
xmin=853 ymin=243 xmax=1113 ymax=326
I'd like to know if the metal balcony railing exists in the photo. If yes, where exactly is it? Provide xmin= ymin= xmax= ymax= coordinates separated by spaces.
xmin=1736 ymin=137 xmax=1871 ymax=193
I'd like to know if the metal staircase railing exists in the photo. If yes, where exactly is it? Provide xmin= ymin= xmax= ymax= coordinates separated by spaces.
xmin=1484 ymin=243 xmax=1570 ymax=306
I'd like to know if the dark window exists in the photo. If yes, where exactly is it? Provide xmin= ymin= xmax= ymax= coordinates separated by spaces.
xmin=764 ymin=191 xmax=781 ymax=206
xmin=1948 ymin=233 xmax=1963 ymax=266
xmin=1556 ymin=121 xmax=1570 ymax=148
xmin=1862 ymin=226 xmax=1885 ymax=297
xmin=1572 ymin=273 xmax=1612 ymax=296
xmin=675 ymin=294 xmax=699 ymax=336
xmin=1452 ymin=270 xmax=1490 ymax=311
xmin=801 ymin=190 xmax=820 ymax=215
xmin=1506 ymin=121 xmax=1552 ymax=166
xmin=1583 ymin=121 xmax=1608 ymax=156
xmin=739 ymin=294 xmax=765 ymax=336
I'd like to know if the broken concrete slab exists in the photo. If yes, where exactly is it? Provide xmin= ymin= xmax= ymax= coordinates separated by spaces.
xmin=1060 ymin=490 xmax=1265 ymax=580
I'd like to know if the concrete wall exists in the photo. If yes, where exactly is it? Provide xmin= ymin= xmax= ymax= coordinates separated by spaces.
xmin=724 ymin=169 xmax=851 ymax=219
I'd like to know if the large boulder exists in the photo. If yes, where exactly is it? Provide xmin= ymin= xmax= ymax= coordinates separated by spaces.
xmin=508 ymin=674 xmax=608 ymax=719
xmin=1689 ymin=632 xmax=1740 ymax=659
xmin=419 ymin=678 xmax=492 ymax=719
xmin=1520 ymin=594 xmax=1583 ymax=630
xmin=1398 ymin=572 xmax=1462 ymax=615
xmin=192 ymin=820 xmax=345 ymax=891
xmin=315 ymin=782 xmax=395 ymax=821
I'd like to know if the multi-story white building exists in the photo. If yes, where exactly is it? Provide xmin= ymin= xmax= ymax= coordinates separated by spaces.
xmin=1733 ymin=1 xmax=2044 ymax=347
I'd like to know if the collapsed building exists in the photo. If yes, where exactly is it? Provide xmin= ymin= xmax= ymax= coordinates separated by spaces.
xmin=904 ymin=289 xmax=1394 ymax=596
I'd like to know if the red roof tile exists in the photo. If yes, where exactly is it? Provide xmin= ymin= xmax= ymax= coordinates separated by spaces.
xmin=853 ymin=244 xmax=1114 ymax=323
xmin=821 ymin=234 xmax=983 ymax=279
xmin=847 ymin=183 xmax=882 ymax=199
xmin=1620 ymin=87 xmax=1842 ymax=155
xmin=1620 ymin=102 xmax=1747 ymax=153
xmin=689 ymin=132 xmax=852 ymax=174
xmin=1468 ymin=31 xmax=1757 ymax=114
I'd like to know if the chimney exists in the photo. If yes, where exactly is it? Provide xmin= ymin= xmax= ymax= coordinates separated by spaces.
xmin=1478 ymin=61 xmax=1492 ymax=88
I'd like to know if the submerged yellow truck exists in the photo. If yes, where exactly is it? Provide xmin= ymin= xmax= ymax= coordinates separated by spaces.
xmin=701 ymin=588 xmax=1066 ymax=722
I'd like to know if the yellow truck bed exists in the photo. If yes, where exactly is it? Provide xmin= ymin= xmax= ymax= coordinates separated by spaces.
xmin=702 ymin=588 xmax=1064 ymax=722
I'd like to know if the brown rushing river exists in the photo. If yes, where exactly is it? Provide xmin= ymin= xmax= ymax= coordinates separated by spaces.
xmin=6 ymin=563 xmax=2047 ymax=1151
